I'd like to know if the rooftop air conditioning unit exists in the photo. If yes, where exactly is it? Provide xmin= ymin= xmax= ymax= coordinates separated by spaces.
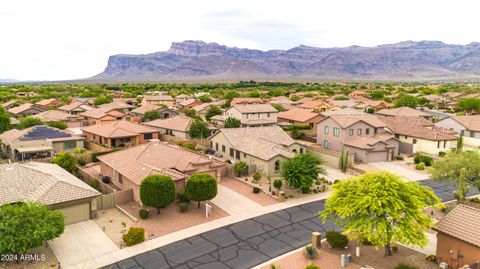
xmin=439 ymin=262 xmax=448 ymax=269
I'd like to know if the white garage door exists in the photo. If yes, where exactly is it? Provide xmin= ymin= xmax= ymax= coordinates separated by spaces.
xmin=367 ymin=151 xmax=388 ymax=163
xmin=55 ymin=203 xmax=90 ymax=225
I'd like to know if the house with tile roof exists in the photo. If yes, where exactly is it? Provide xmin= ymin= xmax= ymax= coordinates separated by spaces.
xmin=434 ymin=204 xmax=480 ymax=269
xmin=142 ymin=115 xmax=193 ymax=140
xmin=97 ymin=141 xmax=226 ymax=204
xmin=141 ymin=95 xmax=175 ymax=107
xmin=298 ymin=99 xmax=336 ymax=111
xmin=435 ymin=115 xmax=480 ymax=150
xmin=35 ymin=98 xmax=61 ymax=109
xmin=0 ymin=162 xmax=100 ymax=224
xmin=230 ymin=98 xmax=266 ymax=106
xmin=376 ymin=106 xmax=432 ymax=119
xmin=32 ymin=110 xmax=82 ymax=127
xmin=177 ymin=99 xmax=202 ymax=110
xmin=277 ymin=108 xmax=325 ymax=136
xmin=1 ymin=100 xmax=18 ymax=109
xmin=223 ymin=103 xmax=278 ymax=127
xmin=192 ymin=100 xmax=226 ymax=119
xmin=58 ymin=100 xmax=94 ymax=115
xmin=380 ymin=116 xmax=457 ymax=155
xmin=316 ymin=114 xmax=399 ymax=163
xmin=348 ymin=90 xmax=367 ymax=99
xmin=209 ymin=126 xmax=306 ymax=176
xmin=79 ymin=106 xmax=127 ymax=126
xmin=81 ymin=120 xmax=159 ymax=149
xmin=354 ymin=97 xmax=394 ymax=112
xmin=7 ymin=103 xmax=46 ymax=117
xmin=0 ymin=125 xmax=84 ymax=161
xmin=129 ymin=104 xmax=179 ymax=122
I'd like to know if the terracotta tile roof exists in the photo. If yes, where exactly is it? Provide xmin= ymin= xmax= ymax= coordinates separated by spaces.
xmin=143 ymin=95 xmax=174 ymax=101
xmin=81 ymin=120 xmax=157 ymax=138
xmin=143 ymin=115 xmax=192 ymax=132
xmin=7 ymin=103 xmax=45 ymax=114
xmin=80 ymin=106 xmax=125 ymax=119
xmin=328 ymin=100 xmax=359 ymax=108
xmin=321 ymin=108 xmax=367 ymax=116
xmin=179 ymin=99 xmax=201 ymax=107
xmin=278 ymin=108 xmax=324 ymax=123
xmin=344 ymin=134 xmax=396 ymax=150
xmin=130 ymin=104 xmax=161 ymax=115
xmin=435 ymin=204 xmax=480 ymax=247
xmin=97 ymin=142 xmax=224 ymax=185
xmin=0 ymin=162 xmax=100 ymax=206
xmin=326 ymin=114 xmax=386 ymax=129
xmin=298 ymin=99 xmax=328 ymax=109
xmin=376 ymin=107 xmax=430 ymax=117
xmin=214 ymin=126 xmax=296 ymax=160
xmin=99 ymin=102 xmax=134 ymax=110
xmin=1 ymin=100 xmax=17 ymax=108
xmin=193 ymin=100 xmax=225 ymax=112
xmin=58 ymin=101 xmax=93 ymax=112
xmin=448 ymin=115 xmax=480 ymax=132
xmin=379 ymin=116 xmax=457 ymax=141
xmin=0 ymin=125 xmax=81 ymax=144
xmin=230 ymin=98 xmax=266 ymax=105
xmin=32 ymin=110 xmax=77 ymax=122
xmin=268 ymin=96 xmax=295 ymax=105
xmin=232 ymin=103 xmax=277 ymax=113
xmin=422 ymin=94 xmax=442 ymax=102
xmin=35 ymin=98 xmax=58 ymax=106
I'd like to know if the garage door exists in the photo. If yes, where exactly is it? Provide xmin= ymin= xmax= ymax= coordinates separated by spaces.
xmin=367 ymin=151 xmax=388 ymax=163
xmin=55 ymin=202 xmax=90 ymax=225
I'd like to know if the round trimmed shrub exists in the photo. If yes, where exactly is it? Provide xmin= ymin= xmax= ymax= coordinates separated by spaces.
xmin=305 ymin=265 xmax=321 ymax=269
xmin=426 ymin=254 xmax=437 ymax=262
xmin=253 ymin=186 xmax=261 ymax=193
xmin=253 ymin=172 xmax=262 ymax=182
xmin=140 ymin=175 xmax=176 ymax=214
xmin=139 ymin=208 xmax=149 ymax=219
xmin=185 ymin=174 xmax=218 ymax=208
xmin=179 ymin=202 xmax=189 ymax=213
xmin=122 ymin=227 xmax=145 ymax=246
xmin=301 ymin=186 xmax=310 ymax=194
xmin=415 ymin=162 xmax=425 ymax=170
xmin=391 ymin=245 xmax=398 ymax=253
xmin=273 ymin=179 xmax=283 ymax=190
xmin=325 ymin=231 xmax=348 ymax=249
xmin=176 ymin=189 xmax=190 ymax=203
xmin=414 ymin=155 xmax=433 ymax=166
xmin=89 ymin=179 xmax=100 ymax=190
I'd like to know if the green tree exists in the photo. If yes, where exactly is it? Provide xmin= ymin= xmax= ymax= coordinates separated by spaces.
xmin=271 ymin=103 xmax=286 ymax=112
xmin=233 ymin=161 xmax=248 ymax=177
xmin=188 ymin=120 xmax=211 ymax=139
xmin=47 ymin=121 xmax=68 ymax=130
xmin=223 ymin=116 xmax=241 ymax=128
xmin=320 ymin=171 xmax=441 ymax=256
xmin=144 ymin=110 xmax=161 ymax=121
xmin=430 ymin=151 xmax=480 ymax=198
xmin=18 ymin=116 xmax=44 ymax=129
xmin=393 ymin=95 xmax=418 ymax=108
xmin=281 ymin=152 xmax=325 ymax=189
xmin=205 ymin=105 xmax=222 ymax=121
xmin=52 ymin=152 xmax=77 ymax=172
xmin=94 ymin=95 xmax=112 ymax=106
xmin=369 ymin=90 xmax=385 ymax=100
xmin=140 ymin=175 xmax=176 ymax=213
xmin=0 ymin=202 xmax=64 ymax=254
xmin=198 ymin=95 xmax=212 ymax=103
xmin=457 ymin=98 xmax=480 ymax=113
xmin=0 ymin=107 xmax=11 ymax=133
xmin=185 ymin=174 xmax=218 ymax=208
xmin=290 ymin=95 xmax=301 ymax=101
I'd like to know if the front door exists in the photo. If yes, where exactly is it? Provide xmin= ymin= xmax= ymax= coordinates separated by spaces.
xmin=111 ymin=139 xmax=116 ymax=147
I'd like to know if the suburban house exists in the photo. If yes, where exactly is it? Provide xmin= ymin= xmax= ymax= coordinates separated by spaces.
xmin=142 ymin=115 xmax=193 ymax=140
xmin=348 ymin=90 xmax=367 ymax=99
xmin=0 ymin=162 xmax=101 ymax=225
xmin=177 ymin=99 xmax=202 ymax=110
xmin=98 ymin=102 xmax=134 ymax=113
xmin=97 ymin=142 xmax=226 ymax=204
xmin=1 ymin=100 xmax=18 ymax=109
xmin=435 ymin=115 xmax=480 ymax=150
xmin=379 ymin=116 xmax=457 ymax=155
xmin=73 ymin=97 xmax=96 ymax=105
xmin=81 ymin=120 xmax=159 ymax=149
xmin=141 ymin=95 xmax=175 ymax=107
xmin=376 ymin=106 xmax=432 ymax=119
xmin=32 ymin=110 xmax=82 ymax=127
xmin=0 ymin=125 xmax=84 ymax=161
xmin=112 ymin=98 xmax=139 ymax=106
xmin=354 ymin=98 xmax=393 ymax=112
xmin=277 ymin=108 xmax=325 ymax=136
xmin=175 ymin=94 xmax=192 ymax=103
xmin=434 ymin=204 xmax=480 ymax=269
xmin=58 ymin=100 xmax=94 ymax=115
xmin=35 ymin=98 xmax=61 ymax=109
xmin=15 ymin=91 xmax=38 ymax=98
xmin=223 ymin=103 xmax=278 ymax=127
xmin=129 ymin=104 xmax=179 ymax=122
xmin=316 ymin=114 xmax=399 ymax=163
xmin=268 ymin=96 xmax=297 ymax=110
xmin=230 ymin=98 xmax=266 ymax=106
xmin=209 ymin=126 xmax=306 ymax=176
xmin=192 ymin=100 xmax=225 ymax=119
xmin=80 ymin=106 xmax=127 ymax=126
xmin=299 ymin=99 xmax=335 ymax=111
xmin=7 ymin=103 xmax=46 ymax=117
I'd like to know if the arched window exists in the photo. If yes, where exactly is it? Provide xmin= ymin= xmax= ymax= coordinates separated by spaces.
xmin=274 ymin=160 xmax=280 ymax=172
xmin=292 ymin=149 xmax=297 ymax=154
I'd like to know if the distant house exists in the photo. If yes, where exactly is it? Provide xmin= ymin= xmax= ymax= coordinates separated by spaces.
xmin=0 ymin=162 xmax=100 ymax=225
xmin=434 ymin=204 xmax=480 ymax=269
xmin=354 ymin=98 xmax=393 ymax=112
xmin=299 ymin=99 xmax=334 ymax=111
xmin=0 ymin=125 xmax=84 ymax=161
xmin=224 ymin=103 xmax=278 ymax=127
xmin=177 ymin=99 xmax=202 ymax=110
xmin=1 ymin=100 xmax=18 ymax=109
xmin=81 ymin=120 xmax=159 ymax=149
xmin=209 ymin=126 xmax=306 ymax=176
xmin=142 ymin=115 xmax=193 ymax=140
xmin=129 ymin=104 xmax=179 ymax=122
xmin=380 ymin=116 xmax=457 ymax=155
xmin=348 ymin=90 xmax=367 ymax=99
xmin=268 ymin=96 xmax=297 ymax=110
xmin=277 ymin=108 xmax=325 ymax=136
xmin=112 ymin=98 xmax=139 ymax=106
xmin=316 ymin=114 xmax=399 ymax=163
xmin=32 ymin=110 xmax=82 ymax=128
xmin=192 ymin=100 xmax=225 ymax=119
xmin=7 ymin=103 xmax=46 ymax=117
xmin=435 ymin=115 xmax=480 ymax=150
xmin=73 ymin=97 xmax=96 ymax=105
xmin=175 ymin=94 xmax=192 ymax=103
xmin=141 ymin=95 xmax=175 ymax=107
xmin=35 ymin=98 xmax=61 ymax=109
xmin=97 ymin=141 xmax=226 ymax=204
xmin=15 ymin=91 xmax=38 ymax=98
xmin=230 ymin=98 xmax=266 ymax=106
xmin=80 ymin=107 xmax=127 ymax=126
xmin=376 ymin=106 xmax=432 ymax=119
xmin=98 ymin=102 xmax=134 ymax=113
xmin=58 ymin=100 xmax=94 ymax=115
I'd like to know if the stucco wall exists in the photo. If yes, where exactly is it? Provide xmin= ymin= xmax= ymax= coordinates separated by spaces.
xmin=397 ymin=135 xmax=455 ymax=155
xmin=436 ymin=232 xmax=480 ymax=269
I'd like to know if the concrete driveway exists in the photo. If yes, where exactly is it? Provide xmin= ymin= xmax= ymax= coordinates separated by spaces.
xmin=369 ymin=162 xmax=428 ymax=181
xmin=49 ymin=220 xmax=118 ymax=269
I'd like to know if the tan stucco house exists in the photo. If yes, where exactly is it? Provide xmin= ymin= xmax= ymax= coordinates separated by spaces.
xmin=435 ymin=115 xmax=480 ymax=150
xmin=223 ymin=103 xmax=278 ymax=127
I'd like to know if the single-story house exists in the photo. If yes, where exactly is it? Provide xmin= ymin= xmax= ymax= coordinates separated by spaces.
xmin=81 ymin=120 xmax=159 ymax=149
xmin=0 ymin=125 xmax=84 ymax=161
xmin=7 ymin=103 xmax=46 ymax=117
xmin=277 ymin=108 xmax=325 ymax=136
xmin=434 ymin=204 xmax=480 ymax=269
xmin=1 ymin=100 xmax=18 ymax=109
xmin=97 ymin=142 xmax=226 ymax=204
xmin=177 ymin=99 xmax=202 ymax=110
xmin=142 ymin=115 xmax=193 ymax=140
xmin=376 ymin=106 xmax=432 ymax=120
xmin=112 ymin=98 xmax=139 ymax=106
xmin=141 ymin=95 xmax=175 ymax=107
xmin=0 ymin=162 xmax=100 ymax=225
xmin=209 ymin=126 xmax=306 ymax=176
xmin=32 ymin=110 xmax=82 ymax=128
xmin=129 ymin=104 xmax=179 ymax=122
xmin=58 ymin=100 xmax=94 ymax=115
xmin=80 ymin=106 xmax=127 ymax=126
xmin=35 ymin=98 xmax=61 ymax=109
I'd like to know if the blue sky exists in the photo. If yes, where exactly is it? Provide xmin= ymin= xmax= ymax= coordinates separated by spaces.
xmin=0 ymin=0 xmax=478 ymax=80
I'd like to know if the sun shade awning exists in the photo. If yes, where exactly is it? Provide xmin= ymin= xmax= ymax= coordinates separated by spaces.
xmin=16 ymin=146 xmax=54 ymax=153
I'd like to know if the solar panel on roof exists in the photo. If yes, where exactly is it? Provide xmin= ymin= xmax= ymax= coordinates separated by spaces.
xmin=20 ymin=126 xmax=71 ymax=141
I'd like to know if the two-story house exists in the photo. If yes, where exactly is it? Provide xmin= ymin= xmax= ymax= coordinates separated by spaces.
xmin=435 ymin=115 xmax=480 ymax=150
xmin=141 ymin=95 xmax=175 ymax=108
xmin=316 ymin=114 xmax=399 ymax=163
xmin=223 ymin=103 xmax=278 ymax=127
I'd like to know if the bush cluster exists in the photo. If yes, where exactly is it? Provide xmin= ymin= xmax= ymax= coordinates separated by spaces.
xmin=414 ymin=155 xmax=433 ymax=166
xmin=415 ymin=162 xmax=425 ymax=170
xmin=122 ymin=227 xmax=145 ymax=246
xmin=139 ymin=208 xmax=149 ymax=219
xmin=325 ymin=231 xmax=348 ymax=249
xmin=282 ymin=125 xmax=312 ymax=131
xmin=394 ymin=263 xmax=419 ymax=269
xmin=301 ymin=186 xmax=310 ymax=194
xmin=179 ymin=202 xmax=189 ymax=213
xmin=253 ymin=186 xmax=261 ymax=193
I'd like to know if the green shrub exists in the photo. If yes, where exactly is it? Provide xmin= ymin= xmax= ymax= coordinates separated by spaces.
xmin=301 ymin=186 xmax=310 ymax=194
xmin=179 ymin=202 xmax=189 ymax=213
xmin=74 ymin=148 xmax=86 ymax=154
xmin=122 ymin=227 xmax=145 ymax=246
xmin=253 ymin=172 xmax=262 ymax=182
xmin=414 ymin=155 xmax=433 ymax=166
xmin=91 ymin=149 xmax=120 ymax=162
xmin=333 ymin=179 xmax=340 ymax=184
xmin=282 ymin=125 xmax=312 ymax=131
xmin=47 ymin=121 xmax=68 ymax=130
xmin=139 ymin=208 xmax=149 ymax=219
xmin=426 ymin=254 xmax=437 ymax=262
xmin=469 ymin=197 xmax=480 ymax=203
xmin=304 ymin=245 xmax=317 ymax=260
xmin=391 ymin=245 xmax=398 ymax=253
xmin=176 ymin=189 xmax=190 ymax=203
xmin=415 ymin=162 xmax=425 ymax=170
xmin=395 ymin=155 xmax=404 ymax=160
xmin=77 ymin=156 xmax=87 ymax=166
xmin=273 ymin=179 xmax=283 ymax=190
xmin=304 ymin=265 xmax=321 ymax=269
xmin=326 ymin=231 xmax=348 ymax=249
xmin=185 ymin=174 xmax=218 ymax=208
xmin=89 ymin=179 xmax=100 ymax=190
xmin=233 ymin=161 xmax=248 ymax=177
xmin=291 ymin=129 xmax=305 ymax=139
xmin=253 ymin=187 xmax=261 ymax=193
xmin=358 ymin=237 xmax=373 ymax=245
xmin=438 ymin=151 xmax=446 ymax=157
xmin=394 ymin=263 xmax=419 ymax=269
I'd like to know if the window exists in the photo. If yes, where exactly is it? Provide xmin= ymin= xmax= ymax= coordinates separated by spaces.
xmin=443 ymin=141 xmax=446 ymax=148
xmin=64 ymin=141 xmax=76 ymax=149
xmin=365 ymin=128 xmax=370 ymax=135
xmin=333 ymin=127 xmax=340 ymax=137
xmin=230 ymin=148 xmax=234 ymax=157
xmin=413 ymin=139 xmax=417 ymax=144
xmin=222 ymin=145 xmax=225 ymax=152
xmin=257 ymin=113 xmax=260 ymax=118
xmin=99 ymin=137 xmax=103 ymax=144
xmin=309 ymin=123 xmax=314 ymax=128
xmin=324 ymin=126 xmax=329 ymax=135
xmin=323 ymin=140 xmax=329 ymax=149
xmin=348 ymin=129 xmax=353 ymax=136
xmin=125 ymin=116 xmax=131 ymax=121
xmin=274 ymin=160 xmax=280 ymax=172
xmin=247 ymin=114 xmax=250 ymax=119
xmin=215 ymin=143 xmax=218 ymax=150
xmin=210 ymin=141 xmax=213 ymax=148
xmin=244 ymin=153 xmax=247 ymax=158
xmin=300 ymin=148 xmax=304 ymax=153
xmin=292 ymin=149 xmax=297 ymax=153
xmin=289 ymin=120 xmax=294 ymax=124
xmin=357 ymin=129 xmax=362 ymax=135
xmin=118 ymin=174 xmax=123 ymax=184
xmin=267 ymin=113 xmax=270 ymax=118
xmin=437 ymin=141 xmax=440 ymax=148
xmin=405 ymin=136 xmax=408 ymax=139
xmin=395 ymin=134 xmax=399 ymax=139
xmin=235 ymin=150 xmax=240 ymax=160
xmin=144 ymin=133 xmax=153 ymax=140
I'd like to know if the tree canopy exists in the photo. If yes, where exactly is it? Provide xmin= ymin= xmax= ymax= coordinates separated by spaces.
xmin=185 ymin=173 xmax=218 ymax=208
xmin=205 ymin=105 xmax=222 ymax=121
xmin=140 ymin=175 xmax=176 ymax=213
xmin=93 ymin=95 xmax=113 ymax=106
xmin=271 ymin=103 xmax=286 ymax=112
xmin=223 ymin=116 xmax=241 ymax=128
xmin=369 ymin=90 xmax=385 ymax=100
xmin=188 ymin=120 xmax=211 ymax=139
xmin=321 ymin=171 xmax=441 ymax=256
xmin=47 ymin=121 xmax=68 ymax=130
xmin=144 ymin=110 xmax=161 ymax=121
xmin=281 ymin=152 xmax=325 ymax=189
xmin=17 ymin=116 xmax=44 ymax=129
xmin=393 ymin=95 xmax=418 ymax=108
xmin=0 ymin=107 xmax=11 ymax=134
xmin=0 ymin=202 xmax=64 ymax=254
xmin=457 ymin=98 xmax=480 ymax=113
xmin=52 ymin=152 xmax=77 ymax=172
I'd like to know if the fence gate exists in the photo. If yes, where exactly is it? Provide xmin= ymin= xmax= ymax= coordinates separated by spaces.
xmin=96 ymin=193 xmax=115 ymax=210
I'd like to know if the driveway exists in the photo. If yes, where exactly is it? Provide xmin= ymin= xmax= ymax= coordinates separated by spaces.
xmin=212 ymin=184 xmax=264 ymax=216
xmin=369 ymin=162 xmax=428 ymax=181
xmin=49 ymin=220 xmax=118 ymax=269
xmin=322 ymin=166 xmax=351 ymax=182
